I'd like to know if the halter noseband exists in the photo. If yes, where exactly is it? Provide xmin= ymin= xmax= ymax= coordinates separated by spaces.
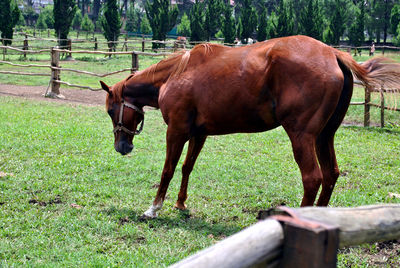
xmin=113 ymin=99 xmax=145 ymax=136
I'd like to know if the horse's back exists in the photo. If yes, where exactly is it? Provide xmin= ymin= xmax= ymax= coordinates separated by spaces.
xmin=161 ymin=36 xmax=347 ymax=135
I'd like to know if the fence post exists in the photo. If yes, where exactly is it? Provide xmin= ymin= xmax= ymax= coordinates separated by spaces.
xmin=380 ymin=88 xmax=385 ymax=128
xmin=131 ymin=52 xmax=139 ymax=73
xmin=66 ymin=39 xmax=73 ymax=60
xmin=364 ymin=86 xmax=371 ymax=127
xmin=94 ymin=37 xmax=98 ymax=51
xmin=47 ymin=47 xmax=63 ymax=98
xmin=142 ymin=37 xmax=145 ymax=52
xmin=23 ymin=35 xmax=28 ymax=59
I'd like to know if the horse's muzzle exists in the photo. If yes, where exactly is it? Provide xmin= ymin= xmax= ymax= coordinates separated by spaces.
xmin=115 ymin=141 xmax=134 ymax=155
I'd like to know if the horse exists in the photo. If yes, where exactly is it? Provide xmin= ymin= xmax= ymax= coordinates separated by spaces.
xmin=100 ymin=35 xmax=400 ymax=219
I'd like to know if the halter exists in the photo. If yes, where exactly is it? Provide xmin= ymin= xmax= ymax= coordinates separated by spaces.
xmin=113 ymin=99 xmax=145 ymax=136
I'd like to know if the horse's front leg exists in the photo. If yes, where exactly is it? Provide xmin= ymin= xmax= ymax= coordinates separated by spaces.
xmin=142 ymin=130 xmax=187 ymax=218
xmin=175 ymin=135 xmax=207 ymax=210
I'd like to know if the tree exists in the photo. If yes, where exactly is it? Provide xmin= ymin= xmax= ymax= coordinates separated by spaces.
xmin=41 ymin=5 xmax=54 ymax=29
xmin=140 ymin=16 xmax=152 ymax=34
xmin=92 ymin=0 xmax=101 ymax=27
xmin=178 ymin=13 xmax=191 ymax=37
xmin=0 ymin=0 xmax=21 ymax=45
xmin=275 ymin=0 xmax=295 ymax=37
xmin=36 ymin=11 xmax=47 ymax=29
xmin=145 ymin=0 xmax=179 ymax=49
xmin=125 ymin=4 xmax=139 ymax=32
xmin=189 ymin=0 xmax=206 ymax=42
xmin=54 ymin=0 xmax=77 ymax=48
xmin=81 ymin=14 xmax=94 ymax=33
xmin=390 ymin=4 xmax=400 ymax=35
xmin=257 ymin=7 xmax=268 ymax=41
xmin=267 ymin=11 xmax=278 ymax=38
xmin=101 ymin=0 xmax=122 ymax=52
xmin=299 ymin=0 xmax=323 ymax=40
xmin=204 ymin=0 xmax=224 ymax=41
xmin=221 ymin=4 xmax=236 ymax=44
xmin=239 ymin=0 xmax=257 ymax=43
xmin=72 ymin=10 xmax=83 ymax=30
xmin=349 ymin=2 xmax=365 ymax=47
xmin=370 ymin=0 xmax=394 ymax=44
xmin=328 ymin=0 xmax=346 ymax=45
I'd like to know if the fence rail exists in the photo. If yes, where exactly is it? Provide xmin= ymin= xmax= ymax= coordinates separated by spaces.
xmin=171 ymin=204 xmax=400 ymax=268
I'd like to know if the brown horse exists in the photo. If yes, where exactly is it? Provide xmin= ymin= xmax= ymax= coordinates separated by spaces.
xmin=100 ymin=35 xmax=400 ymax=218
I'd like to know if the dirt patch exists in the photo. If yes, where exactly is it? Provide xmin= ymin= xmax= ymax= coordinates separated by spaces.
xmin=0 ymin=83 xmax=106 ymax=106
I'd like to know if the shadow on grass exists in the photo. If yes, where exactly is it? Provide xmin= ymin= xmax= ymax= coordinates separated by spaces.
xmin=101 ymin=206 xmax=243 ymax=238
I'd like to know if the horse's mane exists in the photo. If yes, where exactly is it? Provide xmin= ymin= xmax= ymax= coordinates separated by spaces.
xmin=109 ymin=79 xmax=126 ymax=104
xmin=109 ymin=43 xmax=225 ymax=103
xmin=147 ymin=43 xmax=224 ymax=81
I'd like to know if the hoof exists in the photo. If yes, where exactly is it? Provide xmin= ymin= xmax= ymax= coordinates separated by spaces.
xmin=139 ymin=213 xmax=156 ymax=221
xmin=174 ymin=203 xmax=187 ymax=211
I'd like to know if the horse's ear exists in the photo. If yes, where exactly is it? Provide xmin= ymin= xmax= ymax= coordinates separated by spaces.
xmin=100 ymin=81 xmax=111 ymax=95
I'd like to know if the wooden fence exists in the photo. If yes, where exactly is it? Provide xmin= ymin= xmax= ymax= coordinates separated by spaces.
xmin=352 ymin=81 xmax=400 ymax=127
xmin=170 ymin=204 xmax=400 ymax=267
xmin=1 ymin=34 xmax=216 ymax=57
xmin=0 ymin=44 xmax=170 ymax=98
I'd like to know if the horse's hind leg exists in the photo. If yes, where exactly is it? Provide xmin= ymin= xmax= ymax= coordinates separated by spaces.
xmin=286 ymin=131 xmax=323 ymax=206
xmin=175 ymin=135 xmax=207 ymax=210
xmin=315 ymin=133 xmax=339 ymax=206
xmin=316 ymin=62 xmax=353 ymax=206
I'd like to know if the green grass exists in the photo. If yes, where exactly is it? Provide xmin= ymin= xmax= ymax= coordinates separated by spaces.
xmin=0 ymin=96 xmax=399 ymax=267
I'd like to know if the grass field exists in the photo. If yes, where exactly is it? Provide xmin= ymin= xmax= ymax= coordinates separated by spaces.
xmin=1 ymin=37 xmax=400 ymax=266
xmin=0 ymin=95 xmax=399 ymax=267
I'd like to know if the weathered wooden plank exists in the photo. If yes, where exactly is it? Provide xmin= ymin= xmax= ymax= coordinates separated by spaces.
xmin=276 ymin=204 xmax=400 ymax=247
xmin=169 ymin=219 xmax=284 ymax=268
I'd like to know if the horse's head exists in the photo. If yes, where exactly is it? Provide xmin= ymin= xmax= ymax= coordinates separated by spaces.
xmin=100 ymin=80 xmax=144 ymax=155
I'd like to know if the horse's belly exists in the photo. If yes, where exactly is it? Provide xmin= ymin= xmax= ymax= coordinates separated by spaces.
xmin=197 ymin=106 xmax=280 ymax=135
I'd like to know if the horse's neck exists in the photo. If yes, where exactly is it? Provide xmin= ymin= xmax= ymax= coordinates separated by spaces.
xmin=136 ymin=53 xmax=185 ymax=89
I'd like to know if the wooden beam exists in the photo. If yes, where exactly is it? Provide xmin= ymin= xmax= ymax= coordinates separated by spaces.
xmin=170 ymin=219 xmax=284 ymax=268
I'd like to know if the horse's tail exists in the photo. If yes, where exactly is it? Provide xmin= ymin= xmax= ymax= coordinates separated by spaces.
xmin=335 ymin=50 xmax=400 ymax=89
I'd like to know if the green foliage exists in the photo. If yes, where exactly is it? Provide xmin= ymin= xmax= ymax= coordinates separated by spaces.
xmin=393 ymin=22 xmax=400 ymax=46
xmin=145 ymin=0 xmax=178 ymax=49
xmin=327 ymin=0 xmax=346 ymax=45
xmin=299 ymin=0 xmax=323 ymax=40
xmin=257 ymin=7 xmax=268 ymax=41
xmin=236 ymin=17 xmax=243 ymax=40
xmin=267 ymin=11 xmax=277 ymax=39
xmin=370 ymin=0 xmax=394 ymax=44
xmin=390 ymin=4 xmax=400 ymax=35
xmin=54 ymin=0 xmax=77 ymax=47
xmin=140 ymin=16 xmax=152 ymax=35
xmin=189 ymin=0 xmax=206 ymax=42
xmin=0 ymin=0 xmax=21 ymax=45
xmin=222 ymin=4 xmax=236 ymax=44
xmin=125 ymin=5 xmax=139 ymax=32
xmin=42 ymin=5 xmax=55 ymax=29
xmin=177 ymin=13 xmax=191 ymax=37
xmin=36 ymin=11 xmax=47 ymax=30
xmin=274 ymin=0 xmax=295 ymax=38
xmin=22 ymin=4 xmax=38 ymax=26
xmin=81 ymin=14 xmax=94 ymax=33
xmin=72 ymin=10 xmax=83 ymax=30
xmin=101 ymin=0 xmax=122 ymax=51
xmin=204 ymin=0 xmax=224 ymax=41
xmin=239 ymin=0 xmax=257 ymax=43
xmin=349 ymin=2 xmax=365 ymax=47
